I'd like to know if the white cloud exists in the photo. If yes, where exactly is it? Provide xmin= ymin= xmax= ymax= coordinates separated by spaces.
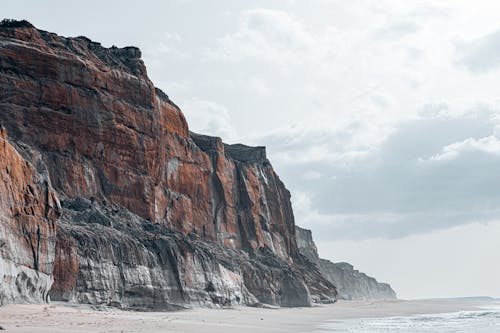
xmin=291 ymin=190 xmax=313 ymax=214
xmin=302 ymin=170 xmax=322 ymax=180
xmin=372 ymin=21 xmax=420 ymax=39
xmin=207 ymin=7 xmax=352 ymax=70
xmin=427 ymin=136 xmax=500 ymax=162
xmin=245 ymin=76 xmax=274 ymax=96
xmin=211 ymin=8 xmax=318 ymax=65
xmin=143 ymin=32 xmax=192 ymax=62
xmin=179 ymin=98 xmax=238 ymax=142
xmin=260 ymin=115 xmax=390 ymax=169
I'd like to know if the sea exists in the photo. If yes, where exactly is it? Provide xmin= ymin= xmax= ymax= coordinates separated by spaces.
xmin=314 ymin=300 xmax=500 ymax=332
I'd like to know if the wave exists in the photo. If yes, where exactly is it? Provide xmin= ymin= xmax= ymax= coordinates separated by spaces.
xmin=315 ymin=305 xmax=500 ymax=332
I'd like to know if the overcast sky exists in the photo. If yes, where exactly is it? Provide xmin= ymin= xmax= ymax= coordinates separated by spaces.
xmin=4 ymin=0 xmax=500 ymax=299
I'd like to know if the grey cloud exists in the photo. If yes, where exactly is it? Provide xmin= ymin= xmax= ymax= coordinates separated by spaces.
xmin=309 ymin=208 xmax=500 ymax=242
xmin=456 ymin=29 xmax=500 ymax=73
xmin=371 ymin=21 xmax=420 ymax=40
xmin=262 ymin=109 xmax=500 ymax=239
xmin=408 ymin=5 xmax=451 ymax=19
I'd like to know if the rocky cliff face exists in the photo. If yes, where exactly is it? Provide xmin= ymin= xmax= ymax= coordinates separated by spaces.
xmin=319 ymin=260 xmax=396 ymax=300
xmin=0 ymin=126 xmax=60 ymax=304
xmin=0 ymin=20 xmax=336 ymax=308
xmin=295 ymin=226 xmax=396 ymax=300
xmin=295 ymin=226 xmax=321 ymax=267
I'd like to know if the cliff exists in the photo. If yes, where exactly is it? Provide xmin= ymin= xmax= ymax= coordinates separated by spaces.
xmin=0 ymin=126 xmax=60 ymax=304
xmin=319 ymin=260 xmax=396 ymax=300
xmin=0 ymin=20 xmax=336 ymax=308
xmin=295 ymin=226 xmax=397 ymax=300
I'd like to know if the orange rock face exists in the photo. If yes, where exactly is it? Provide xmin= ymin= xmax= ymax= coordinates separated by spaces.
xmin=0 ymin=21 xmax=336 ymax=307
xmin=0 ymin=125 xmax=60 ymax=303
xmin=0 ymin=24 xmax=297 ymax=260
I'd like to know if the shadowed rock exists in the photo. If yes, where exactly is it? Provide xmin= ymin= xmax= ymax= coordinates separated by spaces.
xmin=296 ymin=226 xmax=396 ymax=300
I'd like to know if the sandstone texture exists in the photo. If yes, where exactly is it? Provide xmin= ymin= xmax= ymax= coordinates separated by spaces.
xmin=295 ymin=226 xmax=396 ymax=300
xmin=0 ymin=20 xmax=337 ymax=309
xmin=0 ymin=126 xmax=60 ymax=304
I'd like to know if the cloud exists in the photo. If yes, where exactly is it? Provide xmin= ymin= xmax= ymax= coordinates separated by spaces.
xmin=245 ymin=76 xmax=274 ymax=96
xmin=302 ymin=170 xmax=322 ymax=180
xmin=143 ymin=32 xmax=192 ymax=62
xmin=261 ymin=113 xmax=392 ymax=166
xmin=456 ymin=29 xmax=500 ymax=73
xmin=214 ymin=9 xmax=310 ymax=63
xmin=208 ymin=8 xmax=340 ymax=66
xmin=266 ymin=107 xmax=500 ymax=240
xmin=102 ymin=2 xmax=500 ymax=244
xmin=425 ymin=136 xmax=500 ymax=162
xmin=372 ymin=21 xmax=420 ymax=40
xmin=408 ymin=5 xmax=450 ymax=19
xmin=179 ymin=98 xmax=238 ymax=142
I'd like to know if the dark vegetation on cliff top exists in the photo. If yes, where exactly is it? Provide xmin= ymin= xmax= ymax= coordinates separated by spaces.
xmin=0 ymin=18 xmax=34 ymax=28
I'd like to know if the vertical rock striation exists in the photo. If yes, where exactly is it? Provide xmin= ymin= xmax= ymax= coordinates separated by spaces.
xmin=295 ymin=226 xmax=396 ymax=300
xmin=0 ymin=20 xmax=336 ymax=308
xmin=0 ymin=126 xmax=60 ymax=304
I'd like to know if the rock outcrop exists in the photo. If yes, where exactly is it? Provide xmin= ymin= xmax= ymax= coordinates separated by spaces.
xmin=319 ymin=260 xmax=396 ymax=300
xmin=0 ymin=20 xmax=337 ymax=308
xmin=295 ymin=226 xmax=321 ymax=267
xmin=295 ymin=226 xmax=396 ymax=300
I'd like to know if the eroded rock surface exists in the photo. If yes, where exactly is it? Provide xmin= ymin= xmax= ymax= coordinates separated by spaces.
xmin=0 ymin=21 xmax=336 ymax=308
xmin=0 ymin=126 xmax=60 ymax=304
xmin=295 ymin=226 xmax=396 ymax=300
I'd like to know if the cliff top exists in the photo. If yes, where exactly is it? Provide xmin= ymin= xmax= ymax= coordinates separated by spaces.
xmin=0 ymin=18 xmax=34 ymax=28
xmin=191 ymin=132 xmax=268 ymax=163
xmin=0 ymin=19 xmax=145 ymax=76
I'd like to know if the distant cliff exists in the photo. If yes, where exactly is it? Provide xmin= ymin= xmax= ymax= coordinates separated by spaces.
xmin=0 ymin=20 xmax=336 ymax=308
xmin=319 ymin=260 xmax=396 ymax=300
xmin=295 ymin=226 xmax=396 ymax=300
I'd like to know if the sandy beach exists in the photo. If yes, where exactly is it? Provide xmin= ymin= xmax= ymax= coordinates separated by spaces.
xmin=0 ymin=299 xmax=489 ymax=333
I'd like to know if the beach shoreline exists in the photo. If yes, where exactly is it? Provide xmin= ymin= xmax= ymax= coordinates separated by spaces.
xmin=0 ymin=299 xmax=491 ymax=333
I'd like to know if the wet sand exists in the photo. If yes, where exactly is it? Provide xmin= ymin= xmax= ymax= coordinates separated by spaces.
xmin=0 ymin=299 xmax=487 ymax=333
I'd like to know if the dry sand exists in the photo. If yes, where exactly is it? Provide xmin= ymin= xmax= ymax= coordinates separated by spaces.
xmin=0 ymin=299 xmax=486 ymax=333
